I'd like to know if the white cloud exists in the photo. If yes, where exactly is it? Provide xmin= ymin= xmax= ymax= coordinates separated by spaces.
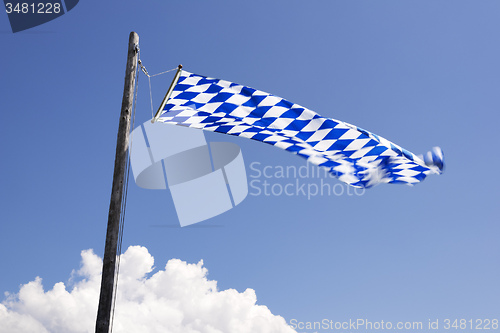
xmin=1 ymin=246 xmax=295 ymax=333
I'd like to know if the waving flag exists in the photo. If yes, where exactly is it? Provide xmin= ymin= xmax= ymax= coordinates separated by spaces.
xmin=153 ymin=69 xmax=444 ymax=188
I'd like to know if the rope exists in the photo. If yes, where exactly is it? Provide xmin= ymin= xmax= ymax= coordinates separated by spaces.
xmin=148 ymin=68 xmax=178 ymax=77
xmin=109 ymin=47 xmax=140 ymax=333
xmin=138 ymin=57 xmax=177 ymax=118
xmin=139 ymin=59 xmax=178 ymax=77
xmin=147 ymin=75 xmax=153 ymax=118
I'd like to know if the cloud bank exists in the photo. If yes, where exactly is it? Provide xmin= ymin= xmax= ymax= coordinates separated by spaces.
xmin=1 ymin=246 xmax=295 ymax=333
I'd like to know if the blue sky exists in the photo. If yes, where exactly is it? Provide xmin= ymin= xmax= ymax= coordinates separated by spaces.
xmin=1 ymin=1 xmax=499 ymax=332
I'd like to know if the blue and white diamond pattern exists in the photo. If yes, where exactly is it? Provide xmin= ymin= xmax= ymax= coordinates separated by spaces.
xmin=156 ymin=70 xmax=443 ymax=188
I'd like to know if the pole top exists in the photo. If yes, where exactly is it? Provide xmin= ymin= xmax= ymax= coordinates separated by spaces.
xmin=129 ymin=32 xmax=139 ymax=52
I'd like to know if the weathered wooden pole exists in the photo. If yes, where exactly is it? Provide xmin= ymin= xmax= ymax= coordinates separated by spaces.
xmin=95 ymin=31 xmax=139 ymax=333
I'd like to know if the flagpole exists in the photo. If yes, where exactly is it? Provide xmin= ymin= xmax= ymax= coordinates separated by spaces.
xmin=152 ymin=64 xmax=183 ymax=123
xmin=95 ymin=31 xmax=139 ymax=333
